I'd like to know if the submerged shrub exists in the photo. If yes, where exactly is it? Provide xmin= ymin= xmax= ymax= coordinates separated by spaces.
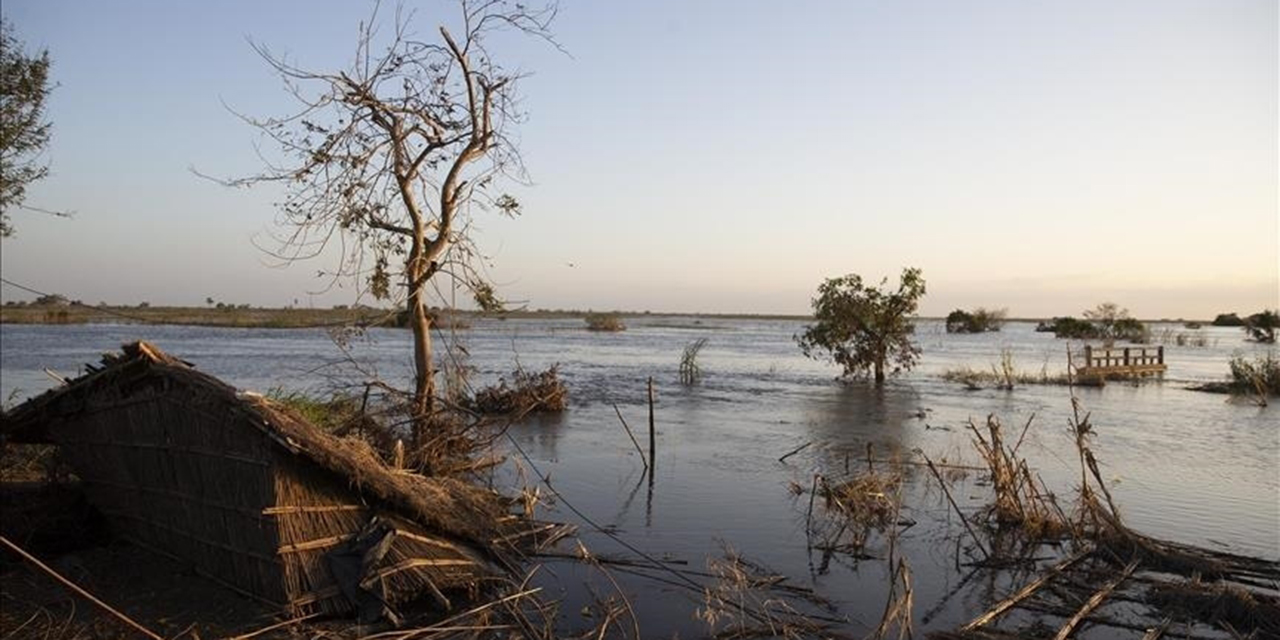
xmin=1038 ymin=306 xmax=1147 ymax=343
xmin=1212 ymin=313 xmax=1245 ymax=327
xmin=1244 ymin=310 xmax=1278 ymax=344
xmin=1038 ymin=316 xmax=1099 ymax=339
xmin=1227 ymin=353 xmax=1280 ymax=397
xmin=470 ymin=366 xmax=568 ymax=415
xmin=585 ymin=312 xmax=626 ymax=332
xmin=946 ymin=307 xmax=1007 ymax=333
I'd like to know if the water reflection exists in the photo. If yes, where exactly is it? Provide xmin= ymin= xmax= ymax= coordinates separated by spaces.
xmin=2 ymin=320 xmax=1277 ymax=635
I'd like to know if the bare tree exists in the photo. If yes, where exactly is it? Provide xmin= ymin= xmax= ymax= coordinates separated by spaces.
xmin=214 ymin=1 xmax=556 ymax=441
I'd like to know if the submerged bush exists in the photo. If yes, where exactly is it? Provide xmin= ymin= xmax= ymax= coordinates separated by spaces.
xmin=1037 ymin=305 xmax=1147 ymax=343
xmin=584 ymin=312 xmax=626 ymax=332
xmin=1212 ymin=313 xmax=1245 ymax=327
xmin=946 ymin=307 xmax=1007 ymax=333
xmin=1038 ymin=316 xmax=1099 ymax=339
xmin=1227 ymin=353 xmax=1280 ymax=397
xmin=469 ymin=366 xmax=568 ymax=415
xmin=1244 ymin=310 xmax=1278 ymax=344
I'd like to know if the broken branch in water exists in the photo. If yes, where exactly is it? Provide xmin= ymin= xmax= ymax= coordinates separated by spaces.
xmin=778 ymin=440 xmax=812 ymax=463
xmin=612 ymin=403 xmax=649 ymax=470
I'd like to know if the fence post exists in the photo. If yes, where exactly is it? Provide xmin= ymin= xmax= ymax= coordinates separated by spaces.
xmin=1084 ymin=345 xmax=1092 ymax=369
xmin=1123 ymin=347 xmax=1130 ymax=366
xmin=1158 ymin=345 xmax=1164 ymax=365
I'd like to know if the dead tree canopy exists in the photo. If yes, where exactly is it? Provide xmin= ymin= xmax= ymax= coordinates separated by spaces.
xmin=217 ymin=0 xmax=557 ymax=434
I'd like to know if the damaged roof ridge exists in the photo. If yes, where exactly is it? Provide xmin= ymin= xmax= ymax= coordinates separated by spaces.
xmin=1 ymin=340 xmax=507 ymax=545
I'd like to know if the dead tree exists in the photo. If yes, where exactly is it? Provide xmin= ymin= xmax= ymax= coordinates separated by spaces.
xmin=216 ymin=1 xmax=556 ymax=442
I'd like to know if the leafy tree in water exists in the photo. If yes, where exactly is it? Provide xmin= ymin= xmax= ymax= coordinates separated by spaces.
xmin=1083 ymin=302 xmax=1147 ymax=343
xmin=1244 ymin=310 xmax=1278 ymax=344
xmin=216 ymin=2 xmax=556 ymax=442
xmin=0 ymin=20 xmax=56 ymax=237
xmin=797 ymin=268 xmax=926 ymax=384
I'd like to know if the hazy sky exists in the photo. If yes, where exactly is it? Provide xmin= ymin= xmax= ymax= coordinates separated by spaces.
xmin=1 ymin=0 xmax=1276 ymax=318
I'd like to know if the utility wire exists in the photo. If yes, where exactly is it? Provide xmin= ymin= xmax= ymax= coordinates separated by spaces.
xmin=1 ymin=277 xmax=167 ymax=325
xmin=502 ymin=430 xmax=705 ymax=592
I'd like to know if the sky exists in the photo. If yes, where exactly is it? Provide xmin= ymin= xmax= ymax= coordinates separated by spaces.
xmin=0 ymin=0 xmax=1276 ymax=319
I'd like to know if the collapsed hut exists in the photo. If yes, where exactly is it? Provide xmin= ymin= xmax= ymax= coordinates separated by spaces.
xmin=1 ymin=342 xmax=565 ymax=621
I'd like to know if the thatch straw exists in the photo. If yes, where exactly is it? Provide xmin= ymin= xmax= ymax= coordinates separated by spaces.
xmin=0 ymin=341 xmax=541 ymax=619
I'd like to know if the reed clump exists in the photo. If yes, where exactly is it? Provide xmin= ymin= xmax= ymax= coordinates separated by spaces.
xmin=1151 ymin=327 xmax=1211 ymax=347
xmin=965 ymin=415 xmax=1074 ymax=542
xmin=803 ymin=457 xmax=906 ymax=556
xmin=584 ymin=312 xmax=626 ymax=332
xmin=820 ymin=472 xmax=901 ymax=534
xmin=469 ymin=366 xmax=568 ymax=415
xmin=1146 ymin=579 xmax=1280 ymax=637
xmin=679 ymin=337 xmax=708 ymax=385
xmin=697 ymin=546 xmax=835 ymax=639
xmin=929 ymin=397 xmax=1280 ymax=639
xmin=940 ymin=365 xmax=1070 ymax=390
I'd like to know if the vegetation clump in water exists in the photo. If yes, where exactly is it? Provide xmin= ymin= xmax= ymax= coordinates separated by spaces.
xmin=944 ymin=307 xmax=1006 ymax=334
xmin=1036 ymin=302 xmax=1148 ymax=343
xmin=585 ymin=312 xmax=626 ymax=332
xmin=469 ymin=366 xmax=568 ymax=415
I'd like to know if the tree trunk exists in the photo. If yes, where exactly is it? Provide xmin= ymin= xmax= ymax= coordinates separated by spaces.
xmin=408 ymin=285 xmax=435 ymax=443
xmin=874 ymin=359 xmax=885 ymax=385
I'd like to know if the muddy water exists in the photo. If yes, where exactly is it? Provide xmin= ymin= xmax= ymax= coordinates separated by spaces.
xmin=2 ymin=319 xmax=1276 ymax=635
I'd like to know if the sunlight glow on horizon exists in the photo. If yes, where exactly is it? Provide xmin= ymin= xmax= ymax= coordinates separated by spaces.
xmin=0 ymin=0 xmax=1275 ymax=319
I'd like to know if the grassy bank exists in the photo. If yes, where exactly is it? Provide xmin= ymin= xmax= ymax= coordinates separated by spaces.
xmin=0 ymin=304 xmax=395 ymax=328
xmin=0 ymin=304 xmax=817 ymax=328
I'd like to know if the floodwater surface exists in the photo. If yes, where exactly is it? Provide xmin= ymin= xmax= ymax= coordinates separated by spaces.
xmin=2 ymin=319 xmax=1276 ymax=636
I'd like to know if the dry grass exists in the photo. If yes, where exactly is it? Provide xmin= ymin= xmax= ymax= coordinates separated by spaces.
xmin=697 ymin=545 xmax=838 ymax=640
xmin=0 ymin=444 xmax=71 ymax=484
xmin=929 ymin=395 xmax=1280 ymax=639
xmin=941 ymin=363 xmax=1070 ymax=390
xmin=800 ymin=455 xmax=906 ymax=558
xmin=965 ymin=415 xmax=1074 ymax=542
xmin=1146 ymin=579 xmax=1280 ymax=638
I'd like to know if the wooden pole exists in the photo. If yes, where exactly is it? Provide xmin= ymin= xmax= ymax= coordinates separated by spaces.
xmin=612 ymin=403 xmax=648 ymax=470
xmin=0 ymin=536 xmax=165 ymax=640
xmin=647 ymin=377 xmax=656 ymax=477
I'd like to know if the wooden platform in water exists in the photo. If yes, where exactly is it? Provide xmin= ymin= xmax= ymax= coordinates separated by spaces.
xmin=1075 ymin=345 xmax=1167 ymax=379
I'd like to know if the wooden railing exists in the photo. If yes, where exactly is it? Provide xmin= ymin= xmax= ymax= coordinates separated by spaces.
xmin=1080 ymin=345 xmax=1165 ymax=374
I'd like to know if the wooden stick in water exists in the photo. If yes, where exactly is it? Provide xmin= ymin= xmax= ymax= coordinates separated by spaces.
xmin=647 ymin=377 xmax=656 ymax=476
xmin=613 ymin=403 xmax=648 ymax=470
xmin=960 ymin=546 xmax=1093 ymax=631
xmin=1053 ymin=560 xmax=1137 ymax=640
xmin=922 ymin=454 xmax=990 ymax=562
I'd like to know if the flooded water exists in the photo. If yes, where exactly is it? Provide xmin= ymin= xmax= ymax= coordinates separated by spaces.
xmin=2 ymin=318 xmax=1277 ymax=636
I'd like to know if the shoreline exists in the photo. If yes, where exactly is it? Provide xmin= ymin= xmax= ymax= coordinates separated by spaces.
xmin=0 ymin=304 xmax=1216 ymax=329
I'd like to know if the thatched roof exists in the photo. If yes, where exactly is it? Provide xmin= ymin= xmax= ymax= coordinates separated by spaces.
xmin=1 ymin=341 xmax=505 ymax=544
